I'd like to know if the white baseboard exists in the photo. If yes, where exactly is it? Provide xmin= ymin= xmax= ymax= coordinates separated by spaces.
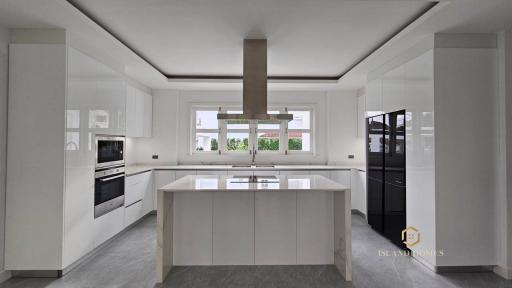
xmin=493 ymin=265 xmax=512 ymax=280
xmin=0 ymin=270 xmax=12 ymax=283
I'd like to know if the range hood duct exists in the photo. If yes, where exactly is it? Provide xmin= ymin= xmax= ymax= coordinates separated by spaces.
xmin=217 ymin=39 xmax=293 ymax=121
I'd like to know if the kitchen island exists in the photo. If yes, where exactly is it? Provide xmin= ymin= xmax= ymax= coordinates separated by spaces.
xmin=156 ymin=174 xmax=352 ymax=283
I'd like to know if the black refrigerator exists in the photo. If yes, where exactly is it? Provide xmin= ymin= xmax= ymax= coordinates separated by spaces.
xmin=366 ymin=110 xmax=406 ymax=249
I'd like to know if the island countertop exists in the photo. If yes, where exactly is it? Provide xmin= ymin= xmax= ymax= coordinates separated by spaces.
xmin=158 ymin=175 xmax=350 ymax=192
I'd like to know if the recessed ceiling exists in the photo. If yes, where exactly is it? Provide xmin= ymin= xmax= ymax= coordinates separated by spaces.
xmin=68 ymin=0 xmax=436 ymax=79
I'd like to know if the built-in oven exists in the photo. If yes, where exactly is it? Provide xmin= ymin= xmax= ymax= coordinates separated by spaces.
xmin=95 ymin=135 xmax=125 ymax=169
xmin=94 ymin=165 xmax=125 ymax=218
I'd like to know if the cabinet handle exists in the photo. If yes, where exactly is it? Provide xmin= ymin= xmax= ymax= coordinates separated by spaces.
xmin=100 ymin=174 xmax=124 ymax=182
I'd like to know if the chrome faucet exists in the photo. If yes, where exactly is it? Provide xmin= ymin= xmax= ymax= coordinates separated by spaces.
xmin=251 ymin=145 xmax=257 ymax=166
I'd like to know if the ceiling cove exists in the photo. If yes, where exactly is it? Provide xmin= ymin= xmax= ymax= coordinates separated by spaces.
xmin=66 ymin=0 xmax=439 ymax=82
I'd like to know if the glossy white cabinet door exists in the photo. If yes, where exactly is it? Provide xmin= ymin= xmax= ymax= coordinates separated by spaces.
xmin=124 ymin=200 xmax=144 ymax=228
xmin=365 ymin=79 xmax=383 ymax=116
xmin=359 ymin=171 xmax=367 ymax=215
xmin=125 ymin=173 xmax=144 ymax=206
xmin=126 ymin=86 xmax=138 ymax=137
xmin=212 ymin=192 xmax=254 ymax=265
xmin=297 ymin=191 xmax=334 ymax=264
xmin=93 ymin=207 xmax=124 ymax=248
xmin=154 ymin=170 xmax=176 ymax=210
xmin=126 ymin=85 xmax=152 ymax=138
xmin=135 ymin=89 xmax=145 ymax=136
xmin=382 ymin=65 xmax=405 ymax=113
xmin=254 ymin=191 xmax=297 ymax=264
xmin=141 ymin=172 xmax=155 ymax=214
xmin=357 ymin=95 xmax=366 ymax=138
xmin=173 ymin=192 xmax=213 ymax=265
xmin=125 ymin=171 xmax=153 ymax=217
xmin=143 ymin=92 xmax=153 ymax=137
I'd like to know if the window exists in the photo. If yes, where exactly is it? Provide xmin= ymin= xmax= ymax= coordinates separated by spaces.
xmin=257 ymin=111 xmax=281 ymax=152
xmin=193 ymin=109 xmax=219 ymax=152
xmin=192 ymin=105 xmax=314 ymax=155
xmin=287 ymin=110 xmax=312 ymax=152
xmin=225 ymin=110 xmax=250 ymax=152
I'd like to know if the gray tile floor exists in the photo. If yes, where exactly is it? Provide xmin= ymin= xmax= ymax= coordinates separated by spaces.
xmin=1 ymin=214 xmax=510 ymax=288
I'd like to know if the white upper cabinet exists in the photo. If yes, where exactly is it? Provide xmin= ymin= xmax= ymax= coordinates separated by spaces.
xmin=143 ymin=91 xmax=153 ymax=137
xmin=365 ymin=79 xmax=383 ymax=117
xmin=382 ymin=65 xmax=405 ymax=113
xmin=356 ymin=95 xmax=366 ymax=138
xmin=126 ymin=85 xmax=152 ymax=138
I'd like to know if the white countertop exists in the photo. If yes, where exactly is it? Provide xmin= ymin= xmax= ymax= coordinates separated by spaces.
xmin=158 ymin=175 xmax=350 ymax=192
xmin=125 ymin=164 xmax=366 ymax=176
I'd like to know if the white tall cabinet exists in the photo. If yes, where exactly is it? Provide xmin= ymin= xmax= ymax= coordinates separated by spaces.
xmin=5 ymin=31 xmax=147 ymax=272
xmin=363 ymin=34 xmax=499 ymax=269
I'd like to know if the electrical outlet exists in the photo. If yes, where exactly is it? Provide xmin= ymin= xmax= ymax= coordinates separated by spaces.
xmin=348 ymin=155 xmax=355 ymax=159
xmin=152 ymin=154 xmax=159 ymax=159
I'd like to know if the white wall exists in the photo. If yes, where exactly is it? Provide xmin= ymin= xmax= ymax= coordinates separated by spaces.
xmin=326 ymin=91 xmax=365 ymax=165
xmin=0 ymin=25 xmax=9 ymax=281
xmin=134 ymin=90 xmax=362 ymax=165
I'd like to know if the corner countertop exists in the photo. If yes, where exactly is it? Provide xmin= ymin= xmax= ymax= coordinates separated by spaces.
xmin=159 ymin=175 xmax=350 ymax=193
xmin=125 ymin=164 xmax=366 ymax=177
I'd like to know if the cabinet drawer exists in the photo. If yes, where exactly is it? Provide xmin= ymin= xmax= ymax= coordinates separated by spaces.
xmin=124 ymin=200 xmax=143 ymax=227
xmin=125 ymin=172 xmax=151 ymax=206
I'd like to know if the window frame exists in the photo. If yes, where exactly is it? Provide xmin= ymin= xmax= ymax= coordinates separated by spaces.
xmin=190 ymin=104 xmax=315 ymax=156
xmin=191 ymin=106 xmax=221 ymax=154
xmin=285 ymin=106 xmax=315 ymax=155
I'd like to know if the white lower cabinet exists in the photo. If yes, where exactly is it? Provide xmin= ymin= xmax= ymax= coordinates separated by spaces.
xmin=254 ymin=191 xmax=297 ymax=264
xmin=297 ymin=191 xmax=334 ymax=264
xmin=350 ymin=169 xmax=367 ymax=216
xmin=141 ymin=172 xmax=154 ymax=214
xmin=93 ymin=207 xmax=124 ymax=248
xmin=124 ymin=200 xmax=144 ymax=227
xmin=154 ymin=170 xmax=176 ymax=210
xmin=124 ymin=171 xmax=153 ymax=227
xmin=212 ymin=192 xmax=254 ymax=265
xmin=173 ymin=192 xmax=213 ymax=265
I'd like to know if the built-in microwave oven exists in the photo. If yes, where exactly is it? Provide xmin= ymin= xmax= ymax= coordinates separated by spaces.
xmin=95 ymin=135 xmax=125 ymax=169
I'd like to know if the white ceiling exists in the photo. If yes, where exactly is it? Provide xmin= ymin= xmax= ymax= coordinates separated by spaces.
xmin=0 ymin=0 xmax=512 ymax=91
xmin=69 ymin=0 xmax=433 ymax=78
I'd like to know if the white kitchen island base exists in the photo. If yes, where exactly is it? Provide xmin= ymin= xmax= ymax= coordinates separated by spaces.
xmin=156 ymin=175 xmax=351 ymax=283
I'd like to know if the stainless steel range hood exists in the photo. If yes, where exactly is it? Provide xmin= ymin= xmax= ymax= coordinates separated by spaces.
xmin=217 ymin=39 xmax=293 ymax=121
